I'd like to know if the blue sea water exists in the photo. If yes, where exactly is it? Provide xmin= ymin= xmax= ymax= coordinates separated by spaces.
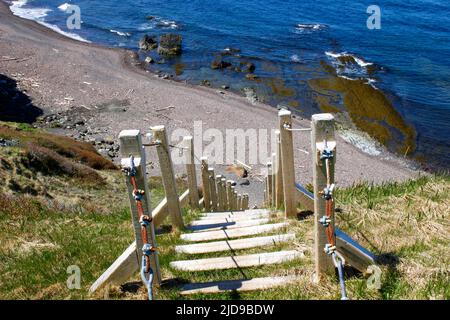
xmin=6 ymin=0 xmax=450 ymax=169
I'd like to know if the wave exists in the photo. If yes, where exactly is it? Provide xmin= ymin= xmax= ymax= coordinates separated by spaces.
xmin=57 ymin=3 xmax=71 ymax=12
xmin=295 ymin=23 xmax=327 ymax=33
xmin=325 ymin=51 xmax=377 ymax=81
xmin=290 ymin=54 xmax=300 ymax=63
xmin=110 ymin=29 xmax=131 ymax=37
xmin=139 ymin=16 xmax=180 ymax=31
xmin=9 ymin=0 xmax=90 ymax=43
xmin=10 ymin=0 xmax=51 ymax=20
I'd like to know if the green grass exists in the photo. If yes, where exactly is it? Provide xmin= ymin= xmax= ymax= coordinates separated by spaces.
xmin=0 ymin=124 xmax=448 ymax=301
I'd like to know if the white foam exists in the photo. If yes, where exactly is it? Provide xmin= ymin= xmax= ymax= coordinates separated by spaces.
xmin=40 ymin=21 xmax=90 ymax=42
xmin=325 ymin=51 xmax=373 ymax=67
xmin=10 ymin=0 xmax=51 ymax=20
xmin=57 ymin=3 xmax=70 ymax=11
xmin=339 ymin=130 xmax=382 ymax=156
xmin=110 ymin=29 xmax=131 ymax=37
xmin=290 ymin=54 xmax=300 ymax=63
xmin=9 ymin=0 xmax=90 ymax=43
xmin=138 ymin=23 xmax=154 ymax=31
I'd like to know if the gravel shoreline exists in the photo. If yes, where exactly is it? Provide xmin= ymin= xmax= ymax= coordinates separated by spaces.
xmin=0 ymin=2 xmax=423 ymax=205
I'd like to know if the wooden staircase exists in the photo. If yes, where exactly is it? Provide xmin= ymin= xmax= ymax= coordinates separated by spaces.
xmin=170 ymin=209 xmax=303 ymax=295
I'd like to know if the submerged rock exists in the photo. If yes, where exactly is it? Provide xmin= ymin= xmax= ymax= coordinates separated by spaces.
xmin=245 ymin=73 xmax=258 ymax=80
xmin=241 ymin=62 xmax=256 ymax=73
xmin=157 ymin=34 xmax=182 ymax=55
xmin=145 ymin=56 xmax=155 ymax=64
xmin=211 ymin=59 xmax=232 ymax=70
xmin=139 ymin=35 xmax=158 ymax=51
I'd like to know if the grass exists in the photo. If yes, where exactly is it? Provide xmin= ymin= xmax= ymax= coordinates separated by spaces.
xmin=0 ymin=174 xmax=448 ymax=300
xmin=0 ymin=123 xmax=448 ymax=300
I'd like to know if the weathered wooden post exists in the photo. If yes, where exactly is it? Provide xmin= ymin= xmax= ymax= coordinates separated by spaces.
xmin=312 ymin=113 xmax=336 ymax=279
xmin=233 ymin=189 xmax=238 ymax=211
xmin=237 ymin=194 xmax=242 ymax=211
xmin=266 ymin=162 xmax=273 ymax=207
xmin=201 ymin=157 xmax=211 ymax=211
xmin=208 ymin=168 xmax=218 ymax=211
xmin=216 ymin=175 xmax=225 ymax=211
xmin=151 ymin=126 xmax=184 ymax=229
xmin=183 ymin=136 xmax=199 ymax=209
xmin=279 ymin=109 xmax=297 ymax=217
xmin=271 ymin=154 xmax=276 ymax=206
xmin=226 ymin=180 xmax=233 ymax=211
xmin=221 ymin=178 xmax=228 ymax=210
xmin=274 ymin=130 xmax=284 ymax=209
xmin=230 ymin=186 xmax=236 ymax=210
xmin=242 ymin=194 xmax=249 ymax=210
xmin=119 ymin=130 xmax=161 ymax=284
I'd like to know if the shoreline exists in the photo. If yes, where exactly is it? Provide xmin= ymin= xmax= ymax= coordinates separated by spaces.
xmin=0 ymin=1 xmax=425 ymax=204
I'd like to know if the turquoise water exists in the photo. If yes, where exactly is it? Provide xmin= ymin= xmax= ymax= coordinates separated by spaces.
xmin=7 ymin=0 xmax=450 ymax=170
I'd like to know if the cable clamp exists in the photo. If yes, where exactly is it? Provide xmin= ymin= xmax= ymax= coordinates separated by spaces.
xmin=319 ymin=216 xmax=332 ymax=227
xmin=324 ymin=244 xmax=336 ymax=255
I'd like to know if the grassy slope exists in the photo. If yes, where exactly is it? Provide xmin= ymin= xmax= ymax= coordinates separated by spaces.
xmin=0 ymin=123 xmax=448 ymax=300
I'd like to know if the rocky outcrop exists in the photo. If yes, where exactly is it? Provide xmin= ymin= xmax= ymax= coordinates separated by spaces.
xmin=157 ymin=34 xmax=182 ymax=55
xmin=139 ymin=35 xmax=158 ymax=51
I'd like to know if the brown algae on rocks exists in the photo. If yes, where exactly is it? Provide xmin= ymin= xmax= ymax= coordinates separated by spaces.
xmin=309 ymin=74 xmax=416 ymax=155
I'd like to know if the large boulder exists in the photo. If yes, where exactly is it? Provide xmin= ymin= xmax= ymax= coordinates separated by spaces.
xmin=139 ymin=35 xmax=158 ymax=51
xmin=157 ymin=34 xmax=182 ymax=56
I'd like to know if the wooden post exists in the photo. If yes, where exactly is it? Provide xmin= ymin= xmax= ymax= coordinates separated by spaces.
xmin=216 ymin=175 xmax=225 ymax=212
xmin=274 ymin=130 xmax=284 ymax=209
xmin=221 ymin=178 xmax=228 ymax=210
xmin=208 ymin=168 xmax=218 ymax=211
xmin=233 ymin=189 xmax=238 ymax=211
xmin=183 ymin=136 xmax=199 ymax=209
xmin=266 ymin=162 xmax=273 ymax=207
xmin=151 ymin=126 xmax=184 ymax=229
xmin=271 ymin=153 xmax=277 ymax=208
xmin=311 ymin=113 xmax=336 ymax=279
xmin=237 ymin=194 xmax=242 ymax=211
xmin=201 ymin=157 xmax=211 ymax=211
xmin=226 ymin=180 xmax=233 ymax=211
xmin=119 ymin=130 xmax=161 ymax=284
xmin=242 ymin=194 xmax=249 ymax=210
xmin=279 ymin=109 xmax=297 ymax=217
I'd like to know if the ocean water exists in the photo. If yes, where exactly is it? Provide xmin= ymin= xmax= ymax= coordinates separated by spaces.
xmin=6 ymin=0 xmax=450 ymax=170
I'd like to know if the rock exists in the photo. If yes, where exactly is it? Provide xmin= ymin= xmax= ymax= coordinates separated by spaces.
xmin=145 ymin=56 xmax=155 ymax=64
xmin=107 ymin=151 xmax=116 ymax=158
xmin=221 ymin=85 xmax=230 ymax=90
xmin=156 ymin=58 xmax=166 ymax=64
xmin=146 ymin=15 xmax=156 ymax=20
xmin=211 ymin=59 xmax=232 ymax=70
xmin=245 ymin=73 xmax=258 ymax=80
xmin=201 ymin=80 xmax=211 ymax=86
xmin=241 ymin=62 xmax=256 ymax=72
xmin=157 ymin=34 xmax=182 ymax=56
xmin=243 ymin=87 xmax=258 ymax=105
xmin=104 ymin=138 xmax=114 ymax=145
xmin=139 ymin=35 xmax=158 ymax=51
xmin=239 ymin=179 xmax=250 ymax=186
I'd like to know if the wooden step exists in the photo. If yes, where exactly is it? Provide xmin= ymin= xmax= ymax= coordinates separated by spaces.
xmin=170 ymin=250 xmax=303 ymax=271
xmin=180 ymin=223 xmax=288 ymax=242
xmin=180 ymin=275 xmax=299 ymax=295
xmin=175 ymin=234 xmax=296 ymax=254
xmin=202 ymin=209 xmax=270 ymax=219
xmin=187 ymin=218 xmax=269 ymax=232
xmin=190 ymin=215 xmax=268 ymax=225
xmin=197 ymin=212 xmax=270 ymax=222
